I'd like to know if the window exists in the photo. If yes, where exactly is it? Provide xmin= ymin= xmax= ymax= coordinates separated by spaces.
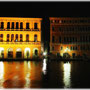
xmin=16 ymin=22 xmax=19 ymax=29
xmin=7 ymin=22 xmax=10 ymax=29
xmin=11 ymin=22 xmax=14 ymax=29
xmin=64 ymin=37 xmax=66 ymax=43
xmin=34 ymin=34 xmax=37 ymax=42
xmin=15 ymin=34 xmax=18 ymax=42
xmin=26 ymin=34 xmax=29 ymax=42
xmin=20 ymin=22 xmax=23 ymax=29
xmin=51 ymin=20 xmax=53 ymax=23
xmin=52 ymin=46 xmax=54 ymax=51
xmin=1 ymin=22 xmax=4 ymax=29
xmin=11 ymin=34 xmax=14 ymax=41
xmin=1 ymin=34 xmax=3 ymax=38
xmin=0 ymin=34 xmax=3 ymax=42
xmin=52 ymin=26 xmax=55 ymax=31
xmin=59 ymin=27 xmax=61 ymax=31
xmin=26 ymin=23 xmax=29 ymax=29
xmin=59 ymin=37 xmax=61 ymax=43
xmin=60 ymin=46 xmax=63 ymax=50
xmin=7 ymin=34 xmax=9 ymax=38
xmin=34 ymin=23 xmax=38 ymax=29
xmin=7 ymin=34 xmax=9 ymax=42
xmin=35 ymin=50 xmax=38 ymax=56
xmin=71 ymin=46 xmax=73 ymax=50
xmin=20 ymin=34 xmax=23 ymax=42
xmin=52 ymin=36 xmax=55 ymax=43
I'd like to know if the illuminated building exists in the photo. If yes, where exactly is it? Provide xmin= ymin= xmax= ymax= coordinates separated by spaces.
xmin=0 ymin=17 xmax=42 ymax=59
xmin=50 ymin=17 xmax=90 ymax=58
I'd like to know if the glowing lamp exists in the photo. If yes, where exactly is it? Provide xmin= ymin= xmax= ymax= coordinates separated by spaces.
xmin=43 ymin=52 xmax=47 ymax=56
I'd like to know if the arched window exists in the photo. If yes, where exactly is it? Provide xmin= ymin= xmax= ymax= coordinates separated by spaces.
xmin=20 ymin=22 xmax=23 ymax=29
xmin=34 ymin=23 xmax=38 ymax=29
xmin=11 ymin=34 xmax=14 ymax=41
xmin=34 ymin=34 xmax=37 ymax=42
xmin=7 ymin=34 xmax=9 ymax=42
xmin=16 ymin=48 xmax=22 ymax=58
xmin=8 ymin=48 xmax=13 ymax=58
xmin=26 ymin=34 xmax=29 ymax=42
xmin=7 ymin=22 xmax=10 ymax=29
xmin=15 ymin=34 xmax=18 ymax=42
xmin=20 ymin=34 xmax=23 ymax=42
xmin=16 ymin=22 xmax=19 ymax=29
xmin=11 ymin=22 xmax=14 ymax=29
xmin=35 ymin=50 xmax=38 ymax=56
xmin=1 ymin=22 xmax=4 ymax=29
xmin=26 ymin=23 xmax=29 ymax=29
xmin=0 ymin=34 xmax=3 ymax=42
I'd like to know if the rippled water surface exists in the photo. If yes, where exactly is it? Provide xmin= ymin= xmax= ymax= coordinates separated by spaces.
xmin=0 ymin=59 xmax=90 ymax=88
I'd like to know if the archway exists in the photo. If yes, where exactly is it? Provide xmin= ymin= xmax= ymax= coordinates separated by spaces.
xmin=24 ymin=48 xmax=30 ymax=59
xmin=0 ymin=48 xmax=4 ymax=58
xmin=7 ymin=48 xmax=13 ymax=58
xmin=16 ymin=48 xmax=22 ymax=58
xmin=63 ymin=53 xmax=70 ymax=59
xmin=33 ymin=48 xmax=38 ymax=58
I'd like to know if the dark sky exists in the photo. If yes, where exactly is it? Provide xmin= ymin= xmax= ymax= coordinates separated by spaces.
xmin=0 ymin=2 xmax=90 ymax=42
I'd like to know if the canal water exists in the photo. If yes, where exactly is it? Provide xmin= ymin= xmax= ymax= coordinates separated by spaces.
xmin=0 ymin=59 xmax=90 ymax=88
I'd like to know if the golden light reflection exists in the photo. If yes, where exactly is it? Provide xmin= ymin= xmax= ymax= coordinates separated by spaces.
xmin=24 ymin=61 xmax=31 ymax=88
xmin=42 ymin=59 xmax=47 ymax=75
xmin=63 ymin=62 xmax=71 ymax=88
xmin=0 ymin=61 xmax=4 ymax=88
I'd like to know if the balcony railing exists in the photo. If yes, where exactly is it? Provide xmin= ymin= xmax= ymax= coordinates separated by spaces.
xmin=0 ymin=41 xmax=41 ymax=45
xmin=0 ymin=28 xmax=40 ymax=31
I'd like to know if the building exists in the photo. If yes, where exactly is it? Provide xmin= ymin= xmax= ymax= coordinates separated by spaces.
xmin=50 ymin=17 xmax=90 ymax=59
xmin=0 ymin=17 xmax=42 ymax=59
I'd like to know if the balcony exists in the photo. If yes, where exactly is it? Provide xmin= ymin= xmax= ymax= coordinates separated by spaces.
xmin=0 ymin=41 xmax=41 ymax=45
xmin=0 ymin=28 xmax=40 ymax=31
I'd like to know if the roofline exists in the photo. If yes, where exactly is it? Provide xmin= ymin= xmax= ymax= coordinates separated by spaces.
xmin=49 ymin=17 xmax=90 ymax=20
xmin=0 ymin=17 xmax=42 ymax=20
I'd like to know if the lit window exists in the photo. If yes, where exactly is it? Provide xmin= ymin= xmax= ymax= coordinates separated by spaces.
xmin=59 ymin=20 xmax=62 ymax=23
xmin=34 ymin=34 xmax=37 ymax=42
xmin=15 ymin=34 xmax=18 ymax=42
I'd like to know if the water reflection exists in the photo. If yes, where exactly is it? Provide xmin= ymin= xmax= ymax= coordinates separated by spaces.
xmin=63 ymin=62 xmax=71 ymax=88
xmin=42 ymin=59 xmax=47 ymax=75
xmin=0 ymin=61 xmax=4 ymax=88
xmin=24 ymin=61 xmax=31 ymax=88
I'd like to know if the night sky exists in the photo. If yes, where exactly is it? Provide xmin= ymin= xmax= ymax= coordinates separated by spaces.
xmin=0 ymin=2 xmax=90 ymax=43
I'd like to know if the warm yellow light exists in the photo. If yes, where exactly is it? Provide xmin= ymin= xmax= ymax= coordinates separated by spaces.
xmin=64 ymin=48 xmax=70 ymax=52
xmin=0 ymin=61 xmax=4 ymax=88
xmin=24 ymin=61 xmax=31 ymax=88
xmin=43 ymin=52 xmax=47 ymax=56
xmin=0 ymin=48 xmax=4 ymax=58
